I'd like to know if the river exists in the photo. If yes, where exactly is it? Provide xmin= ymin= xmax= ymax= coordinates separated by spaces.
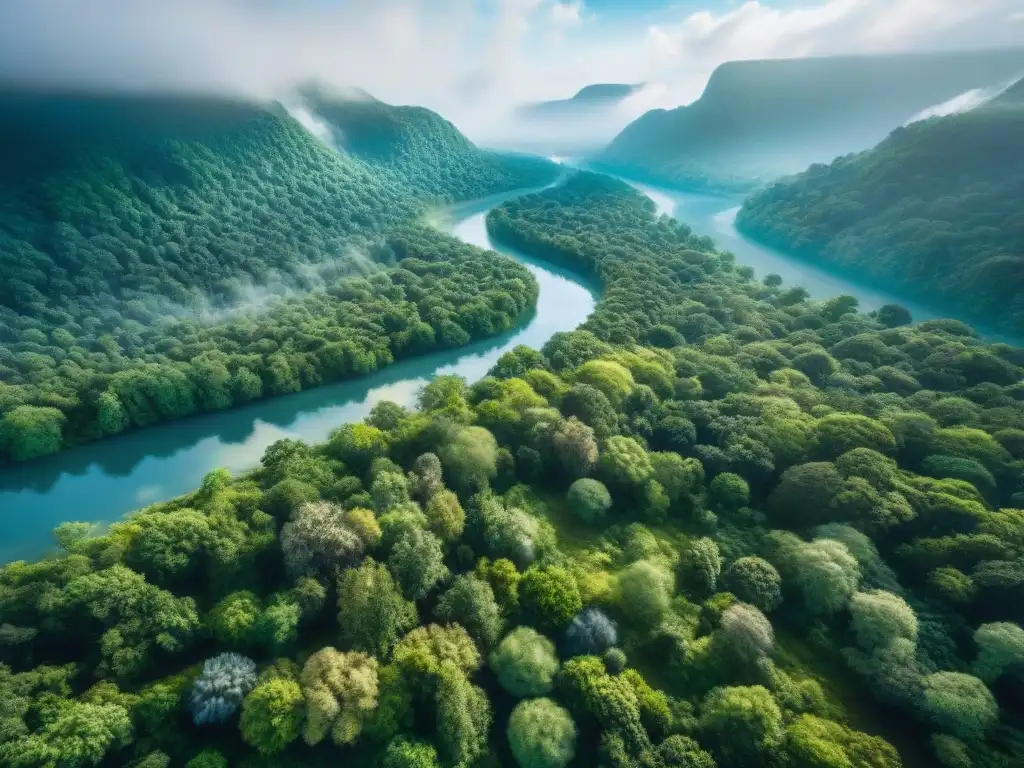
xmin=0 ymin=175 xmax=1012 ymax=563
xmin=0 ymin=190 xmax=599 ymax=563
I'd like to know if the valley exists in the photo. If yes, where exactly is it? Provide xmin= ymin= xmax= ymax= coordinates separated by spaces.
xmin=3 ymin=15 xmax=1024 ymax=768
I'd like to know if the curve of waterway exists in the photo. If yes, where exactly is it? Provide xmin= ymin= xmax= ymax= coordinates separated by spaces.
xmin=623 ymin=178 xmax=1022 ymax=346
xmin=0 ymin=188 xmax=600 ymax=563
xmin=3 ymin=172 xmax=1018 ymax=562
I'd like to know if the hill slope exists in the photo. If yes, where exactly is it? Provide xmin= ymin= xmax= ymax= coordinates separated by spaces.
xmin=0 ymin=89 xmax=553 ymax=461
xmin=303 ymin=87 xmax=557 ymax=200
xmin=595 ymin=48 xmax=1024 ymax=192
xmin=736 ymin=79 xmax=1024 ymax=334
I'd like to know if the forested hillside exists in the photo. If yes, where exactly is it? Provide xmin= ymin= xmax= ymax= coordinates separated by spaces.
xmin=304 ymin=88 xmax=557 ymax=200
xmin=594 ymin=48 xmax=1024 ymax=192
xmin=0 ymin=90 xmax=557 ymax=463
xmin=4 ymin=171 xmax=1024 ymax=767
xmin=737 ymin=78 xmax=1024 ymax=334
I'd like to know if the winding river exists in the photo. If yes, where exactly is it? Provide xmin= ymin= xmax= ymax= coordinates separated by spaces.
xmin=0 ymin=190 xmax=599 ymax=563
xmin=0 ymin=175 xmax=1012 ymax=562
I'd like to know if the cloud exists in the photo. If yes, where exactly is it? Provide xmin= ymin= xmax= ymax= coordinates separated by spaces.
xmin=905 ymin=78 xmax=1020 ymax=124
xmin=0 ymin=0 xmax=1018 ymax=144
xmin=551 ymin=1 xmax=585 ymax=27
xmin=644 ymin=0 xmax=1024 ymax=103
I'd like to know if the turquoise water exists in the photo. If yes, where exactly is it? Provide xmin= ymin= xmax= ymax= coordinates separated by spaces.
xmin=1 ymin=177 xmax=1015 ymax=563
xmin=0 ymin=191 xmax=599 ymax=563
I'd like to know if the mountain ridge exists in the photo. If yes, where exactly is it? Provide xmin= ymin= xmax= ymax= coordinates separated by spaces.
xmin=594 ymin=47 xmax=1024 ymax=192
xmin=736 ymin=76 xmax=1024 ymax=334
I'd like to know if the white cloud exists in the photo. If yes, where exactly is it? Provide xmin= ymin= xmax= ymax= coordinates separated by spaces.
xmin=642 ymin=0 xmax=1024 ymax=103
xmin=0 ymin=0 xmax=1017 ymax=143
xmin=551 ymin=1 xmax=585 ymax=27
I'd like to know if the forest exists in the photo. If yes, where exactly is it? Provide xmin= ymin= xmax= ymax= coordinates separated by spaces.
xmin=0 ymin=90 xmax=558 ymax=462
xmin=736 ymin=78 xmax=1024 ymax=335
xmin=3 ymin=172 xmax=1023 ymax=768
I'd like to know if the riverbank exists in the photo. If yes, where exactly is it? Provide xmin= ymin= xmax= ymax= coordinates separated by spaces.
xmin=0 ymin=189 xmax=598 ymax=563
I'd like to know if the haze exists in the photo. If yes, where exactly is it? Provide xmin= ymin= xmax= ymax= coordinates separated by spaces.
xmin=1 ymin=0 xmax=1022 ymax=147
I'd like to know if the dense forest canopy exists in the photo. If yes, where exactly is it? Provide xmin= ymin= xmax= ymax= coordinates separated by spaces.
xmin=302 ymin=87 xmax=557 ymax=201
xmin=593 ymin=47 xmax=1024 ymax=192
xmin=0 ymin=89 xmax=559 ymax=463
xmin=736 ymin=78 xmax=1024 ymax=335
xmin=3 ymin=171 xmax=1024 ymax=768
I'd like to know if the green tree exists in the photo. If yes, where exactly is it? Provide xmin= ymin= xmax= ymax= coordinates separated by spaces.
xmin=508 ymin=698 xmax=577 ymax=768
xmin=699 ymin=685 xmax=783 ymax=764
xmin=425 ymin=490 xmax=465 ymax=542
xmin=684 ymin=538 xmax=722 ymax=593
xmin=973 ymin=622 xmax=1024 ymax=683
xmin=435 ymin=574 xmax=504 ymax=649
xmin=440 ymin=426 xmax=499 ymax=492
xmin=849 ymin=590 xmax=918 ymax=653
xmin=553 ymin=417 xmax=599 ymax=479
xmin=387 ymin=527 xmax=449 ymax=601
xmin=490 ymin=627 xmax=560 ymax=697
xmin=782 ymin=714 xmax=901 ymax=768
xmin=616 ymin=560 xmax=672 ymax=632
xmin=383 ymin=737 xmax=440 ymax=768
xmin=600 ymin=436 xmax=654 ymax=487
xmin=520 ymin=566 xmax=583 ymax=633
xmin=567 ymin=478 xmax=613 ymax=522
xmin=239 ymin=678 xmax=304 ymax=756
xmin=299 ymin=648 xmax=378 ymax=746
xmin=723 ymin=557 xmax=783 ymax=613
xmin=708 ymin=473 xmax=749 ymax=513
xmin=0 ymin=405 xmax=66 ymax=461
xmin=921 ymin=672 xmax=997 ymax=740
xmin=337 ymin=559 xmax=418 ymax=657
xmin=0 ymin=700 xmax=132 ymax=768
xmin=436 ymin=660 xmax=491 ymax=766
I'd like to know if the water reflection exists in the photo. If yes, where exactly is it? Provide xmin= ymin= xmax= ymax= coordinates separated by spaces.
xmin=0 ymin=195 xmax=598 ymax=563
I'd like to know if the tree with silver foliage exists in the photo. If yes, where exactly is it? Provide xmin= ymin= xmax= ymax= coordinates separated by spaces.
xmin=718 ymin=603 xmax=774 ymax=665
xmin=189 ymin=652 xmax=257 ymax=725
xmin=281 ymin=501 xmax=367 ymax=579
xmin=564 ymin=607 xmax=618 ymax=657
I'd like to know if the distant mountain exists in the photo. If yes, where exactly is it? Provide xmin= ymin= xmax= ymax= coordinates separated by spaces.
xmin=594 ymin=48 xmax=1024 ymax=192
xmin=736 ymin=77 xmax=1024 ymax=334
xmin=490 ymin=83 xmax=645 ymax=157
xmin=299 ymin=86 xmax=557 ymax=200
xmin=518 ymin=83 xmax=644 ymax=119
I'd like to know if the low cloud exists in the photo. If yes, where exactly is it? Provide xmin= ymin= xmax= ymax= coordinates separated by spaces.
xmin=644 ymin=0 xmax=1024 ymax=104
xmin=0 ymin=0 xmax=1018 ymax=145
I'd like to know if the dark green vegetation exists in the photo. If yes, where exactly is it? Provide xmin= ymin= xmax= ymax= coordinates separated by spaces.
xmin=4 ymin=172 xmax=1024 ymax=767
xmin=0 ymin=90 xmax=558 ymax=462
xmin=594 ymin=48 xmax=1024 ymax=192
xmin=736 ymin=78 xmax=1024 ymax=335
xmin=305 ymin=87 xmax=556 ymax=200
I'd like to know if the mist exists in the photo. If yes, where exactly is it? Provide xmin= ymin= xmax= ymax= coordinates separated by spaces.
xmin=905 ymin=78 xmax=1022 ymax=124
xmin=2 ymin=0 xmax=1022 ymax=152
